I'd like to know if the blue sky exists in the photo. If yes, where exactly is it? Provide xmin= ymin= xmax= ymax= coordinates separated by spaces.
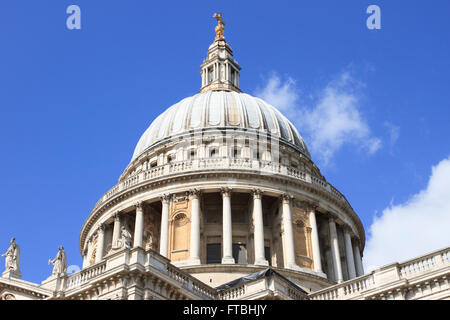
xmin=0 ymin=1 xmax=449 ymax=282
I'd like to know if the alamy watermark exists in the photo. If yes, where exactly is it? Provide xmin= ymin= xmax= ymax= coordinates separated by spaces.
xmin=66 ymin=5 xmax=81 ymax=30
xmin=367 ymin=5 xmax=381 ymax=30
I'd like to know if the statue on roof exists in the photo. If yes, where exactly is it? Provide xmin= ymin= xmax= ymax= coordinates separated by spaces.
xmin=213 ymin=13 xmax=226 ymax=41
xmin=49 ymin=246 xmax=67 ymax=276
xmin=1 ymin=238 xmax=20 ymax=274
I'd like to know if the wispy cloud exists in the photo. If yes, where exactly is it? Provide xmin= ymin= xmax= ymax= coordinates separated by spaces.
xmin=254 ymin=72 xmax=381 ymax=165
xmin=384 ymin=121 xmax=400 ymax=154
xmin=363 ymin=156 xmax=450 ymax=271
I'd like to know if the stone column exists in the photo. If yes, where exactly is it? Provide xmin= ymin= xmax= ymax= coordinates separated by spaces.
xmin=353 ymin=242 xmax=364 ymax=276
xmin=159 ymin=194 xmax=171 ymax=258
xmin=252 ymin=189 xmax=268 ymax=266
xmin=325 ymin=249 xmax=334 ymax=281
xmin=281 ymin=194 xmax=299 ymax=270
xmin=189 ymin=189 xmax=201 ymax=265
xmin=133 ymin=202 xmax=144 ymax=248
xmin=309 ymin=207 xmax=323 ymax=273
xmin=112 ymin=212 xmax=121 ymax=249
xmin=221 ymin=187 xmax=235 ymax=264
xmin=225 ymin=62 xmax=229 ymax=81
xmin=82 ymin=250 xmax=88 ymax=269
xmin=344 ymin=228 xmax=357 ymax=279
xmin=329 ymin=217 xmax=343 ymax=283
xmin=95 ymin=224 xmax=105 ymax=263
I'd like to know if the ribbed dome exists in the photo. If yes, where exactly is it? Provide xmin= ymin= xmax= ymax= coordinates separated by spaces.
xmin=131 ymin=91 xmax=310 ymax=162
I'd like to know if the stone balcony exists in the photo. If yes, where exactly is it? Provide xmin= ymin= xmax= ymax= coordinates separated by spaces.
xmin=42 ymin=247 xmax=309 ymax=300
xmin=92 ymin=158 xmax=348 ymax=213
xmin=309 ymin=246 xmax=450 ymax=300
xmin=49 ymin=247 xmax=217 ymax=300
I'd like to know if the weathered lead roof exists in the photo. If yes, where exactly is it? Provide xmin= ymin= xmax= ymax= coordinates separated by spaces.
xmin=131 ymin=91 xmax=310 ymax=162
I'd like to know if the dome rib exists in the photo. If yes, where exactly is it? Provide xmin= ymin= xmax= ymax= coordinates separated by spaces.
xmin=131 ymin=91 xmax=311 ymax=163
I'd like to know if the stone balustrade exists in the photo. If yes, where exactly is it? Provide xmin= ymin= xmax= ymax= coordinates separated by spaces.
xmin=65 ymin=260 xmax=107 ymax=290
xmin=310 ymin=246 xmax=450 ymax=300
xmin=191 ymin=281 xmax=217 ymax=300
xmin=217 ymin=273 xmax=308 ymax=300
xmin=399 ymin=248 xmax=449 ymax=279
xmin=218 ymin=285 xmax=245 ymax=300
xmin=62 ymin=248 xmax=217 ymax=300
xmin=93 ymin=159 xmax=348 ymax=212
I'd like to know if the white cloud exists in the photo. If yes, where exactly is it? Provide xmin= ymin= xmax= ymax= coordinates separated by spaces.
xmin=364 ymin=156 xmax=450 ymax=271
xmin=254 ymin=72 xmax=381 ymax=165
xmin=254 ymin=75 xmax=298 ymax=113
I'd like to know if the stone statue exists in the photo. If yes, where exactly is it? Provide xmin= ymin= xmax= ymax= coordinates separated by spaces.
xmin=1 ymin=238 xmax=20 ymax=274
xmin=49 ymin=246 xmax=67 ymax=276
xmin=213 ymin=13 xmax=226 ymax=41
xmin=120 ymin=226 xmax=132 ymax=249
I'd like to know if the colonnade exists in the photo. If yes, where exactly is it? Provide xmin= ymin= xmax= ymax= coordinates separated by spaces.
xmin=87 ymin=189 xmax=364 ymax=282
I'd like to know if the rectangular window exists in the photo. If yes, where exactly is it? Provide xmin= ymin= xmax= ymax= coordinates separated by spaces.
xmin=206 ymin=243 xmax=221 ymax=264
xmin=232 ymin=243 xmax=247 ymax=264
xmin=265 ymin=247 xmax=271 ymax=266
xmin=208 ymin=68 xmax=214 ymax=83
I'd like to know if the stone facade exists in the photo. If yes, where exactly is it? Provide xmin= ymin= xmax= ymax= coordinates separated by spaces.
xmin=1 ymin=14 xmax=449 ymax=301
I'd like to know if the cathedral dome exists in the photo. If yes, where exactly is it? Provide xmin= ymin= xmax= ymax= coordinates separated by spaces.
xmin=79 ymin=14 xmax=366 ymax=293
xmin=131 ymin=91 xmax=311 ymax=163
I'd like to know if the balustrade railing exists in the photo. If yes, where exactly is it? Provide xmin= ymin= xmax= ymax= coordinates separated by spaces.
xmin=398 ymin=247 xmax=449 ymax=279
xmin=310 ymin=246 xmax=450 ymax=300
xmin=192 ymin=281 xmax=217 ymax=300
xmin=64 ymin=249 xmax=216 ymax=300
xmin=93 ymin=159 xmax=348 ymax=212
xmin=65 ymin=261 xmax=107 ymax=290
xmin=218 ymin=285 xmax=245 ymax=300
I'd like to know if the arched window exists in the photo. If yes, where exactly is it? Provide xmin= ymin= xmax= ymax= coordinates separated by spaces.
xmin=167 ymin=154 xmax=175 ymax=163
xmin=210 ymin=148 xmax=219 ymax=158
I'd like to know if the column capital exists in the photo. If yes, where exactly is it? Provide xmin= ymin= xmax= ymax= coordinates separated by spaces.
xmin=220 ymin=187 xmax=232 ymax=197
xmin=251 ymin=188 xmax=263 ymax=199
xmin=161 ymin=194 xmax=172 ymax=204
xmin=135 ymin=201 xmax=144 ymax=210
xmin=188 ymin=188 xmax=201 ymax=199
xmin=281 ymin=193 xmax=293 ymax=203
xmin=342 ymin=224 xmax=353 ymax=235
xmin=98 ymin=224 xmax=106 ymax=233
xmin=113 ymin=211 xmax=122 ymax=221
xmin=325 ymin=212 xmax=339 ymax=222
xmin=293 ymin=200 xmax=318 ymax=211
xmin=353 ymin=236 xmax=362 ymax=249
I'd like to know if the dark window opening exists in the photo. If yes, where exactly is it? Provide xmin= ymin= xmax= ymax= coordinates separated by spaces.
xmin=206 ymin=243 xmax=221 ymax=264
xmin=209 ymin=68 xmax=214 ymax=83
xmin=232 ymin=243 xmax=247 ymax=264
xmin=265 ymin=247 xmax=271 ymax=266
xmin=210 ymin=148 xmax=219 ymax=158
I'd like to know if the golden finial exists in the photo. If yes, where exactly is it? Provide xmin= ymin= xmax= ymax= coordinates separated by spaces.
xmin=213 ymin=13 xmax=226 ymax=42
